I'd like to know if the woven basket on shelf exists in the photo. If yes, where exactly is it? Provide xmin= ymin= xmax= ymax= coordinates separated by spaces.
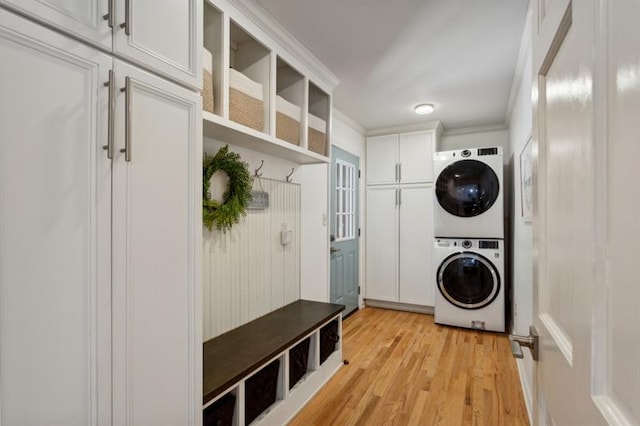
xmin=230 ymin=88 xmax=264 ymax=132
xmin=202 ymin=70 xmax=214 ymax=113
xmin=276 ymin=112 xmax=300 ymax=145
xmin=308 ymin=127 xmax=327 ymax=156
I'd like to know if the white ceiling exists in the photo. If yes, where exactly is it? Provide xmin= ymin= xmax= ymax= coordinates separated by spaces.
xmin=254 ymin=0 xmax=529 ymax=131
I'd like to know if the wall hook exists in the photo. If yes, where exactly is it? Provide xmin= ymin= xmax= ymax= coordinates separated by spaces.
xmin=254 ymin=160 xmax=264 ymax=177
xmin=286 ymin=168 xmax=295 ymax=182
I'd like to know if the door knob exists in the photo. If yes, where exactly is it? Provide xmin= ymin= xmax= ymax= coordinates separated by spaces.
xmin=509 ymin=325 xmax=539 ymax=361
xmin=330 ymin=247 xmax=341 ymax=253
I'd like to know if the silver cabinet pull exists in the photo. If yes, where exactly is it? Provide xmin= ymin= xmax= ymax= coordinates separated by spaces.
xmin=103 ymin=0 xmax=114 ymax=28
xmin=395 ymin=163 xmax=399 ymax=182
xmin=120 ymin=77 xmax=131 ymax=162
xmin=102 ymin=70 xmax=115 ymax=159
xmin=398 ymin=163 xmax=402 ymax=182
xmin=120 ymin=0 xmax=131 ymax=35
xmin=395 ymin=188 xmax=398 ymax=206
xmin=398 ymin=188 xmax=402 ymax=205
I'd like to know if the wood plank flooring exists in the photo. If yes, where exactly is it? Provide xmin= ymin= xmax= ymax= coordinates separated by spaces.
xmin=289 ymin=307 xmax=529 ymax=426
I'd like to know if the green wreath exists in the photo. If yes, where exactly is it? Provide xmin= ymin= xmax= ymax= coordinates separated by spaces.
xmin=203 ymin=145 xmax=253 ymax=232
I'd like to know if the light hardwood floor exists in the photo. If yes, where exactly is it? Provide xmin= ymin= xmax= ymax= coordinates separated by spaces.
xmin=289 ymin=307 xmax=529 ymax=426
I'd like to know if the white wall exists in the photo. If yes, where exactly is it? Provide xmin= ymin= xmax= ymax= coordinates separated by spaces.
xmin=298 ymin=110 xmax=366 ymax=306
xmin=439 ymin=127 xmax=510 ymax=162
xmin=202 ymin=138 xmax=303 ymax=339
xmin=507 ymin=9 xmax=534 ymax=422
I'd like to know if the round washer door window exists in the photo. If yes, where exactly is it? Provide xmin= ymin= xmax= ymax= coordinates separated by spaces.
xmin=437 ymin=252 xmax=500 ymax=310
xmin=435 ymin=159 xmax=499 ymax=217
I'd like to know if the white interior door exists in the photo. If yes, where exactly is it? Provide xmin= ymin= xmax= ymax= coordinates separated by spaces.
xmin=532 ymin=1 xmax=639 ymax=424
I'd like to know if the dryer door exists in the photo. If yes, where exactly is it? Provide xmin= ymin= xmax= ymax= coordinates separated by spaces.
xmin=435 ymin=159 xmax=500 ymax=217
xmin=437 ymin=252 xmax=500 ymax=309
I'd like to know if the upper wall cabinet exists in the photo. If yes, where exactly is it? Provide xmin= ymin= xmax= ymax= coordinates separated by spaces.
xmin=0 ymin=0 xmax=202 ymax=88
xmin=202 ymin=0 xmax=337 ymax=164
xmin=366 ymin=130 xmax=438 ymax=185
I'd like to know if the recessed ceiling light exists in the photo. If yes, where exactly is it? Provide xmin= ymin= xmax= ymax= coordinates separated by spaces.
xmin=414 ymin=103 xmax=434 ymax=115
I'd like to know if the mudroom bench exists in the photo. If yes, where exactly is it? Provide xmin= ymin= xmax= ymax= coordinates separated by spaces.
xmin=203 ymin=300 xmax=345 ymax=425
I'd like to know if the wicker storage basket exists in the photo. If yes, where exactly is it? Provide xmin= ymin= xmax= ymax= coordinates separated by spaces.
xmin=230 ymin=88 xmax=264 ymax=132
xmin=202 ymin=48 xmax=214 ymax=113
xmin=202 ymin=70 xmax=214 ymax=113
xmin=308 ymin=127 xmax=327 ymax=156
xmin=276 ymin=112 xmax=300 ymax=145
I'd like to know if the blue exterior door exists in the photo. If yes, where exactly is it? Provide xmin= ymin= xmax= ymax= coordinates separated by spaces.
xmin=330 ymin=147 xmax=359 ymax=316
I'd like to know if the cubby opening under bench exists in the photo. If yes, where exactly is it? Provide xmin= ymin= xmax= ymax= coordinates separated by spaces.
xmin=203 ymin=300 xmax=345 ymax=425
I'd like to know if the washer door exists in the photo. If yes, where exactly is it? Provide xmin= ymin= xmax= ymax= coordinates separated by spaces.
xmin=435 ymin=159 xmax=500 ymax=217
xmin=437 ymin=252 xmax=500 ymax=310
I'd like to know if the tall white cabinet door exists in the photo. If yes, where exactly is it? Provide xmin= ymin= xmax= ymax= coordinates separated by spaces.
xmin=113 ymin=0 xmax=202 ymax=89
xmin=0 ymin=0 xmax=111 ymax=49
xmin=111 ymin=60 xmax=201 ymax=426
xmin=365 ymin=186 xmax=398 ymax=301
xmin=366 ymin=134 xmax=398 ymax=185
xmin=398 ymin=184 xmax=434 ymax=306
xmin=398 ymin=131 xmax=434 ymax=183
xmin=0 ymin=10 xmax=112 ymax=425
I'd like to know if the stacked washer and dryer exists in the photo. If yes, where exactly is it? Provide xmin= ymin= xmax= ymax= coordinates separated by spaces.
xmin=432 ymin=147 xmax=505 ymax=332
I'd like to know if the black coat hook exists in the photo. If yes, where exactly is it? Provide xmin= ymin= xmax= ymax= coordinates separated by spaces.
xmin=254 ymin=160 xmax=264 ymax=177
xmin=286 ymin=168 xmax=295 ymax=182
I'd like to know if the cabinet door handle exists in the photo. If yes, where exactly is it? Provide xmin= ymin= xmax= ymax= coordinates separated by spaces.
xmin=395 ymin=188 xmax=399 ymax=206
xmin=395 ymin=163 xmax=399 ymax=182
xmin=102 ymin=69 xmax=115 ymax=159
xmin=399 ymin=188 xmax=402 ymax=206
xmin=120 ymin=77 xmax=131 ymax=162
xmin=398 ymin=163 xmax=402 ymax=182
xmin=120 ymin=0 xmax=131 ymax=35
xmin=103 ymin=0 xmax=114 ymax=28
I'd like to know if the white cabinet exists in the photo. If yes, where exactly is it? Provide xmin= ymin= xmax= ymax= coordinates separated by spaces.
xmin=398 ymin=184 xmax=435 ymax=306
xmin=0 ymin=0 xmax=202 ymax=88
xmin=365 ymin=127 xmax=439 ymax=308
xmin=365 ymin=186 xmax=399 ymax=301
xmin=110 ymin=60 xmax=201 ymax=426
xmin=0 ymin=12 xmax=112 ymax=424
xmin=365 ymin=185 xmax=434 ymax=307
xmin=366 ymin=131 xmax=435 ymax=185
xmin=0 ymin=10 xmax=200 ymax=425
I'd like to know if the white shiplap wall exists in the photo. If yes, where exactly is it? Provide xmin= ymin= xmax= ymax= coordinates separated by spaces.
xmin=203 ymin=178 xmax=300 ymax=340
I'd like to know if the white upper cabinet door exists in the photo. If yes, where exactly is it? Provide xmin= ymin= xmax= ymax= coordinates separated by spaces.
xmin=0 ymin=0 xmax=112 ymax=49
xmin=398 ymin=184 xmax=434 ymax=306
xmin=0 ymin=10 xmax=112 ymax=425
xmin=365 ymin=186 xmax=399 ymax=302
xmin=398 ymin=131 xmax=434 ymax=183
xmin=113 ymin=0 xmax=202 ymax=89
xmin=366 ymin=134 xmax=398 ymax=185
xmin=111 ymin=59 xmax=201 ymax=426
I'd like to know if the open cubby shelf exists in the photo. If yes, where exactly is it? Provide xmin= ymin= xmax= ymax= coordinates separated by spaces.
xmin=202 ymin=0 xmax=332 ymax=164
xmin=203 ymin=300 xmax=344 ymax=426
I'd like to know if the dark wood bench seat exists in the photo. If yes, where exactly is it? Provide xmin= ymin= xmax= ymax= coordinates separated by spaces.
xmin=203 ymin=299 xmax=345 ymax=405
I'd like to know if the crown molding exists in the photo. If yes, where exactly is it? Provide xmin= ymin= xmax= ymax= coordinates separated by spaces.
xmin=442 ymin=123 xmax=508 ymax=137
xmin=505 ymin=6 xmax=532 ymax=125
xmin=228 ymin=0 xmax=340 ymax=90
xmin=332 ymin=109 xmax=366 ymax=136
xmin=366 ymin=120 xmax=443 ymax=137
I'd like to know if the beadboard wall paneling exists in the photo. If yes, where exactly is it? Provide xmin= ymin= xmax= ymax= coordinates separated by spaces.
xmin=203 ymin=178 xmax=300 ymax=340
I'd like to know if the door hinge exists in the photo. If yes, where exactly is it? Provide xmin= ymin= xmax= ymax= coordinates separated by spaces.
xmin=358 ymin=228 xmax=361 ymax=237
xmin=358 ymin=286 xmax=361 ymax=295
xmin=358 ymin=169 xmax=361 ymax=178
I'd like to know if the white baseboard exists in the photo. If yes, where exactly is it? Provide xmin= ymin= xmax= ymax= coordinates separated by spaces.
xmin=364 ymin=299 xmax=434 ymax=315
xmin=516 ymin=357 xmax=533 ymax=425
